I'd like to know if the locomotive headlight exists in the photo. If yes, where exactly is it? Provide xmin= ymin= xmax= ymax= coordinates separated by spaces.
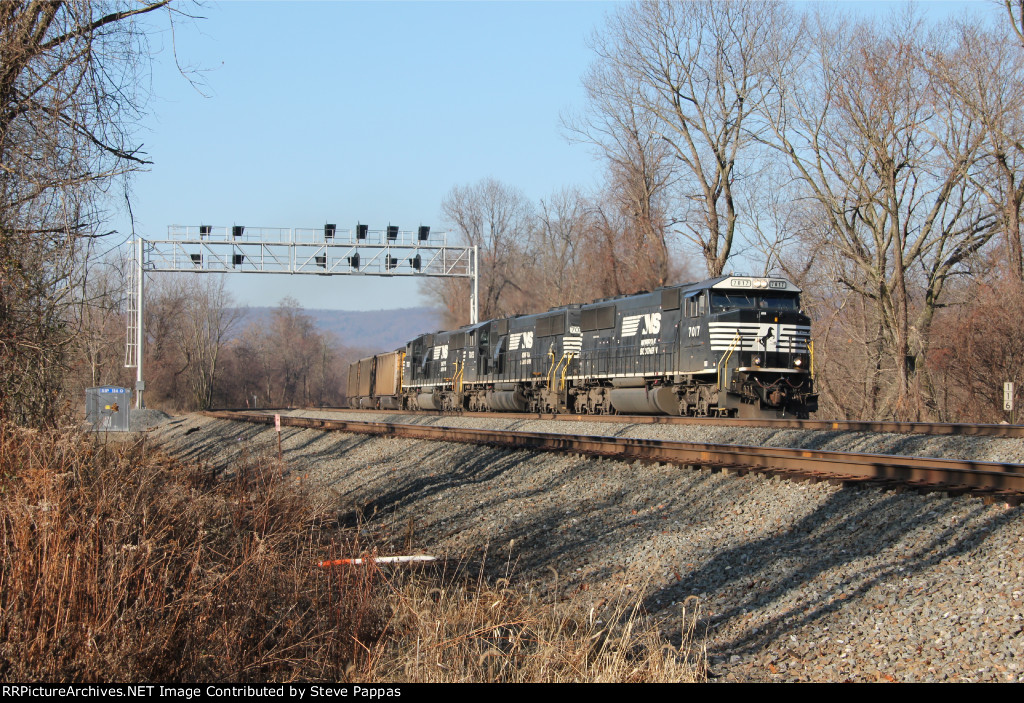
xmin=794 ymin=357 xmax=803 ymax=368
xmin=752 ymin=355 xmax=762 ymax=366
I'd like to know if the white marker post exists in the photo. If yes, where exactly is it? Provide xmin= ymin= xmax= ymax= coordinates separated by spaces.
xmin=318 ymin=555 xmax=437 ymax=568
xmin=275 ymin=413 xmax=283 ymax=464
xmin=1005 ymin=382 xmax=1015 ymax=423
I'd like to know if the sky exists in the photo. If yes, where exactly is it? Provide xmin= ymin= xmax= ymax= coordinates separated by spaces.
xmin=111 ymin=0 xmax=997 ymax=312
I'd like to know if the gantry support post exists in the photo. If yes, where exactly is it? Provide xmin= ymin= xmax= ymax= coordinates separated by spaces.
xmin=135 ymin=236 xmax=145 ymax=409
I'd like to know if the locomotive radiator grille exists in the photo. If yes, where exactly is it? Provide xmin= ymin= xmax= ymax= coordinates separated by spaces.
xmin=708 ymin=323 xmax=810 ymax=353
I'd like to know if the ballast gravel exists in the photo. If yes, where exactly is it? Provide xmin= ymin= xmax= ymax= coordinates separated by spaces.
xmin=148 ymin=412 xmax=1024 ymax=683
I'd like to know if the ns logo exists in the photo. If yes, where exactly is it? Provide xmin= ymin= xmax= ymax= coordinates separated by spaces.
xmin=621 ymin=312 xmax=661 ymax=338
xmin=509 ymin=331 xmax=534 ymax=351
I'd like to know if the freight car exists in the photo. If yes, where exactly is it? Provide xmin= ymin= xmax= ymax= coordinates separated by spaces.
xmin=347 ymin=274 xmax=817 ymax=418
xmin=347 ymin=350 xmax=403 ymax=409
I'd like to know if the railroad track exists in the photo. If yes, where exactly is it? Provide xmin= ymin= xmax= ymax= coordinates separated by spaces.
xmin=206 ymin=410 xmax=1024 ymax=504
xmin=251 ymin=406 xmax=1024 ymax=438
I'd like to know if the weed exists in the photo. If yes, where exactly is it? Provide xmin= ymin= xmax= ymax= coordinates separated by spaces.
xmin=0 ymin=423 xmax=704 ymax=682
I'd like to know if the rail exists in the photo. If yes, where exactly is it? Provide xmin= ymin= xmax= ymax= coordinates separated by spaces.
xmin=223 ymin=406 xmax=1024 ymax=439
xmin=205 ymin=410 xmax=1024 ymax=502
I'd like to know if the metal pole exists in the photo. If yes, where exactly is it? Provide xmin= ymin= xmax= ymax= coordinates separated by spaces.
xmin=135 ymin=236 xmax=145 ymax=409
xmin=471 ymin=245 xmax=479 ymax=324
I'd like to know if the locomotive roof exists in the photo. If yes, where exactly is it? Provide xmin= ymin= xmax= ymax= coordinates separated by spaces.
xmin=405 ymin=275 xmax=801 ymax=346
xmin=587 ymin=275 xmax=800 ymax=306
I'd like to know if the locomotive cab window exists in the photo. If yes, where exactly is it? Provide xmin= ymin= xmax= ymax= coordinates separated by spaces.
xmin=685 ymin=293 xmax=705 ymax=318
xmin=710 ymin=293 xmax=800 ymax=312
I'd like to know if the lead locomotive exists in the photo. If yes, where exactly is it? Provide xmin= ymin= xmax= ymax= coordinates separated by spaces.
xmin=348 ymin=275 xmax=818 ymax=419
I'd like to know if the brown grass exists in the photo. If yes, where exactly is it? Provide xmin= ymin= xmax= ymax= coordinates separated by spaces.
xmin=0 ymin=423 xmax=704 ymax=682
xmin=370 ymin=568 xmax=705 ymax=683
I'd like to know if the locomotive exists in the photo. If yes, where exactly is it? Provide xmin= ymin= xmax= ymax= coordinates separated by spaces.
xmin=347 ymin=274 xmax=818 ymax=418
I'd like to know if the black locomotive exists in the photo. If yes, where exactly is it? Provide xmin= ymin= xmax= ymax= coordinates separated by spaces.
xmin=348 ymin=274 xmax=818 ymax=418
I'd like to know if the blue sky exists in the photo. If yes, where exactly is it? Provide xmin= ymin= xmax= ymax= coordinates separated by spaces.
xmin=114 ymin=0 xmax=995 ymax=312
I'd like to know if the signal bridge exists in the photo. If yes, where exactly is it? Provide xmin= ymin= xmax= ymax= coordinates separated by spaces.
xmin=148 ymin=224 xmax=474 ymax=278
xmin=126 ymin=223 xmax=479 ymax=409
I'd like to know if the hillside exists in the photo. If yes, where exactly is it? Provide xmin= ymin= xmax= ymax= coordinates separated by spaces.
xmin=236 ymin=306 xmax=446 ymax=354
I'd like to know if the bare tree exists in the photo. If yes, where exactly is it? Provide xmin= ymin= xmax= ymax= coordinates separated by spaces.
xmin=742 ymin=163 xmax=816 ymax=278
xmin=265 ymin=297 xmax=319 ymax=406
xmin=173 ymin=275 xmax=241 ymax=410
xmin=932 ymin=18 xmax=1024 ymax=288
xmin=70 ymin=247 xmax=134 ymax=392
xmin=565 ymin=53 xmax=676 ymax=290
xmin=929 ymin=278 xmax=1024 ymax=422
xmin=309 ymin=332 xmax=342 ymax=408
xmin=232 ymin=321 xmax=274 ymax=407
xmin=428 ymin=178 xmax=534 ymax=326
xmin=140 ymin=273 xmax=241 ymax=411
xmin=521 ymin=187 xmax=599 ymax=309
xmin=0 ymin=1 xmax=174 ymax=425
xmin=764 ymin=9 xmax=995 ymax=419
xmin=582 ymin=0 xmax=795 ymax=278
xmin=1002 ymin=0 xmax=1024 ymax=46
xmin=142 ymin=274 xmax=186 ymax=408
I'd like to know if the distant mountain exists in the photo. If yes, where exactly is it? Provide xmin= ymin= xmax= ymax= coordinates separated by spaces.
xmin=236 ymin=306 xmax=446 ymax=354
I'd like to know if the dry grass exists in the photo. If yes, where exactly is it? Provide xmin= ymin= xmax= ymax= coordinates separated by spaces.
xmin=0 ymin=423 xmax=704 ymax=682
xmin=369 ymin=567 xmax=705 ymax=683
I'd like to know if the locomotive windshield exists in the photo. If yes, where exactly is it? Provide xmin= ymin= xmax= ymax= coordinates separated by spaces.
xmin=710 ymin=292 xmax=800 ymax=312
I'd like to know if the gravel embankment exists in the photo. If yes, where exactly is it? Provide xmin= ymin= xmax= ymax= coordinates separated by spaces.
xmin=148 ymin=412 xmax=1024 ymax=683
xmin=279 ymin=409 xmax=1024 ymax=464
xmin=130 ymin=408 xmax=172 ymax=432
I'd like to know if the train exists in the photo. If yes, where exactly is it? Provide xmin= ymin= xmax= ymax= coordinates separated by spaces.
xmin=347 ymin=274 xmax=818 ymax=418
